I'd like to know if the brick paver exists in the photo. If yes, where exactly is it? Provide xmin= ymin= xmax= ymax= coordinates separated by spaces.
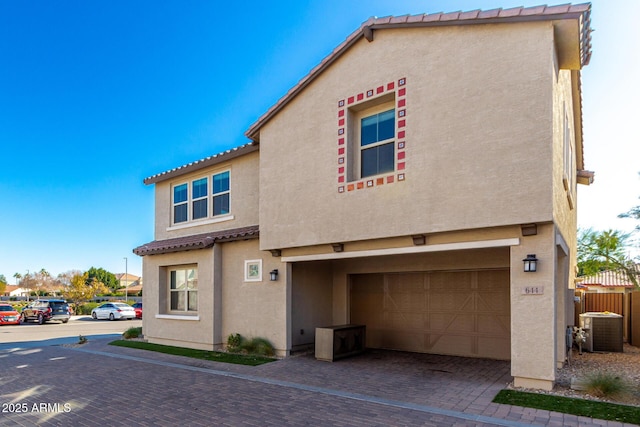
xmin=0 ymin=339 xmax=632 ymax=426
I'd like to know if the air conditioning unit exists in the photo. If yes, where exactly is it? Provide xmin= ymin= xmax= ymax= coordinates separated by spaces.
xmin=579 ymin=312 xmax=623 ymax=352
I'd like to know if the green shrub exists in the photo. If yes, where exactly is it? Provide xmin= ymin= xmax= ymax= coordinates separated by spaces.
xmin=77 ymin=302 xmax=100 ymax=315
xmin=227 ymin=333 xmax=242 ymax=351
xmin=241 ymin=337 xmax=275 ymax=357
xmin=227 ymin=334 xmax=275 ymax=356
xmin=123 ymin=327 xmax=142 ymax=339
xmin=584 ymin=371 xmax=630 ymax=398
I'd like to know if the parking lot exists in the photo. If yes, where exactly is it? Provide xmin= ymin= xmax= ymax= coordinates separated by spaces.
xmin=0 ymin=316 xmax=142 ymax=347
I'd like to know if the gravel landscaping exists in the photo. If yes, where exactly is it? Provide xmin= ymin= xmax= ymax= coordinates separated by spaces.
xmin=510 ymin=344 xmax=640 ymax=407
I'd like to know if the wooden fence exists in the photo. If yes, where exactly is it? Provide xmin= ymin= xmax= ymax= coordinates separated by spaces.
xmin=583 ymin=293 xmax=623 ymax=315
xmin=576 ymin=292 xmax=640 ymax=346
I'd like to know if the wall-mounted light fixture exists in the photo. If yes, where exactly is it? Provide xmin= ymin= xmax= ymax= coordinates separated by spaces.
xmin=523 ymin=254 xmax=538 ymax=272
xmin=269 ymin=269 xmax=279 ymax=281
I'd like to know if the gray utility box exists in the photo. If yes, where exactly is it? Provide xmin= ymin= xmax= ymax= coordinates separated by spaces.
xmin=315 ymin=324 xmax=366 ymax=362
xmin=579 ymin=312 xmax=623 ymax=352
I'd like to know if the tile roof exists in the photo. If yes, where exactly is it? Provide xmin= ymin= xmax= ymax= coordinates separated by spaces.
xmin=576 ymin=268 xmax=639 ymax=288
xmin=143 ymin=142 xmax=258 ymax=185
xmin=245 ymin=3 xmax=592 ymax=142
xmin=133 ymin=225 xmax=259 ymax=256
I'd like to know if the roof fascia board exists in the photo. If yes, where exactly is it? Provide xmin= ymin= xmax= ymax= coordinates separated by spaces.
xmin=144 ymin=142 xmax=259 ymax=185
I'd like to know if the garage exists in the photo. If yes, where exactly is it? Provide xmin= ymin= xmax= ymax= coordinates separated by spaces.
xmin=350 ymin=269 xmax=510 ymax=360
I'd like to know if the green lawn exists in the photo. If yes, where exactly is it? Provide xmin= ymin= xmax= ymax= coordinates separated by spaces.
xmin=109 ymin=340 xmax=276 ymax=366
xmin=493 ymin=389 xmax=640 ymax=424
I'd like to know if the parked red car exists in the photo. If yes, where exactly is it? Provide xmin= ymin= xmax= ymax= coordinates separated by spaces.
xmin=132 ymin=302 xmax=142 ymax=319
xmin=0 ymin=304 xmax=21 ymax=325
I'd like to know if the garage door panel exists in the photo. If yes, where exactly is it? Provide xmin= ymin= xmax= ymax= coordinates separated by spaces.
xmin=427 ymin=333 xmax=474 ymax=355
xmin=351 ymin=270 xmax=510 ymax=360
xmin=384 ymin=293 xmax=425 ymax=312
xmin=478 ymin=314 xmax=510 ymax=334
xmin=429 ymin=312 xmax=475 ymax=333
xmin=429 ymin=293 xmax=473 ymax=311
xmin=385 ymin=311 xmax=423 ymax=329
xmin=478 ymin=336 xmax=511 ymax=359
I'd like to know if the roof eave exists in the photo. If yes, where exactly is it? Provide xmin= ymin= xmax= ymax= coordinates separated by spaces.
xmin=244 ymin=4 xmax=593 ymax=141
xmin=143 ymin=142 xmax=259 ymax=185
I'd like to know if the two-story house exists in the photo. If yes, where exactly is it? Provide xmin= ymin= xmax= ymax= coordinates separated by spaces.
xmin=134 ymin=3 xmax=594 ymax=391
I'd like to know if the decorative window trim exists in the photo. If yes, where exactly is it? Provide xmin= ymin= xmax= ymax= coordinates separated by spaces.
xmin=337 ymin=78 xmax=407 ymax=193
xmin=244 ymin=259 xmax=262 ymax=282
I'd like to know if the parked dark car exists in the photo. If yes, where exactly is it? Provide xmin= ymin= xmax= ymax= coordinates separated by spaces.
xmin=21 ymin=299 xmax=71 ymax=324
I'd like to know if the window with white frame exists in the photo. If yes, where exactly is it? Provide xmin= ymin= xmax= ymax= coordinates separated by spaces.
xmin=212 ymin=171 xmax=230 ymax=216
xmin=350 ymin=98 xmax=396 ymax=181
xmin=173 ymin=183 xmax=188 ymax=223
xmin=360 ymin=108 xmax=395 ymax=178
xmin=171 ymin=170 xmax=231 ymax=225
xmin=192 ymin=178 xmax=208 ymax=220
xmin=170 ymin=267 xmax=198 ymax=312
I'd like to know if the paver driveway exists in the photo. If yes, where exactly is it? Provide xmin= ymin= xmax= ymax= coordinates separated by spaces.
xmin=0 ymin=339 xmax=630 ymax=426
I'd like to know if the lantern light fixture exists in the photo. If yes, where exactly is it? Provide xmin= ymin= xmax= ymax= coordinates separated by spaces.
xmin=523 ymin=254 xmax=538 ymax=272
xmin=269 ymin=269 xmax=279 ymax=281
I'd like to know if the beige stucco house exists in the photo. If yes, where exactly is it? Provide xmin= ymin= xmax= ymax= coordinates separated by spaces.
xmin=134 ymin=3 xmax=594 ymax=391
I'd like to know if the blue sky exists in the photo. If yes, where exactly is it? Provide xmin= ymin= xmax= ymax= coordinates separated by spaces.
xmin=1 ymin=0 xmax=638 ymax=280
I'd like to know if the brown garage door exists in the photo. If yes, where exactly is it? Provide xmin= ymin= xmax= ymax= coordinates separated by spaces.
xmin=350 ymin=269 xmax=510 ymax=360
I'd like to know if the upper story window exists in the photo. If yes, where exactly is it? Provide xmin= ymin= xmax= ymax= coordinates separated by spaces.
xmin=360 ymin=108 xmax=395 ymax=178
xmin=336 ymin=78 xmax=406 ymax=193
xmin=173 ymin=184 xmax=188 ymax=223
xmin=213 ymin=171 xmax=230 ymax=216
xmin=172 ymin=170 xmax=231 ymax=225
xmin=192 ymin=178 xmax=208 ymax=220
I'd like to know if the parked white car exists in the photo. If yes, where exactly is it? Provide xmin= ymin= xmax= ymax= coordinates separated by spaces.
xmin=91 ymin=303 xmax=136 ymax=321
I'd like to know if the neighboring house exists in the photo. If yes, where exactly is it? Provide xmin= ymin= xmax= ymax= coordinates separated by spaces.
xmin=577 ymin=269 xmax=638 ymax=294
xmin=2 ymin=285 xmax=30 ymax=298
xmin=134 ymin=3 xmax=594 ymax=391
xmin=116 ymin=273 xmax=141 ymax=288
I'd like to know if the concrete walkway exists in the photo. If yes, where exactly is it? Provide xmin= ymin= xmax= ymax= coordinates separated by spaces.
xmin=0 ymin=338 xmax=633 ymax=426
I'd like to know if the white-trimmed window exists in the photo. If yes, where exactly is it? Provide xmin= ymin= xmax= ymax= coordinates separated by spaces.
xmin=171 ymin=170 xmax=231 ymax=225
xmin=360 ymin=108 xmax=395 ymax=178
xmin=192 ymin=178 xmax=208 ymax=220
xmin=350 ymin=98 xmax=396 ymax=180
xmin=170 ymin=267 xmax=198 ymax=312
xmin=212 ymin=171 xmax=230 ymax=216
xmin=173 ymin=183 xmax=188 ymax=223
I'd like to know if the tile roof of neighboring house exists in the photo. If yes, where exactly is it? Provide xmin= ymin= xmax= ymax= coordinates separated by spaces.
xmin=143 ymin=142 xmax=259 ymax=185
xmin=576 ymin=269 xmax=638 ymax=288
xmin=133 ymin=225 xmax=259 ymax=256
xmin=245 ymin=3 xmax=592 ymax=142
xmin=116 ymin=273 xmax=140 ymax=281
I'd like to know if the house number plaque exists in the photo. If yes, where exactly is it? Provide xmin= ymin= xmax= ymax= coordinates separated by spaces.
xmin=522 ymin=286 xmax=544 ymax=295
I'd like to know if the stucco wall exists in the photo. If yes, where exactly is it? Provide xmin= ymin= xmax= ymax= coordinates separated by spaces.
xmin=510 ymin=223 xmax=558 ymax=389
xmin=552 ymin=67 xmax=579 ymax=286
xmin=259 ymin=22 xmax=557 ymax=251
xmin=220 ymin=239 xmax=287 ymax=353
xmin=142 ymin=248 xmax=216 ymax=350
xmin=154 ymin=150 xmax=259 ymax=240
